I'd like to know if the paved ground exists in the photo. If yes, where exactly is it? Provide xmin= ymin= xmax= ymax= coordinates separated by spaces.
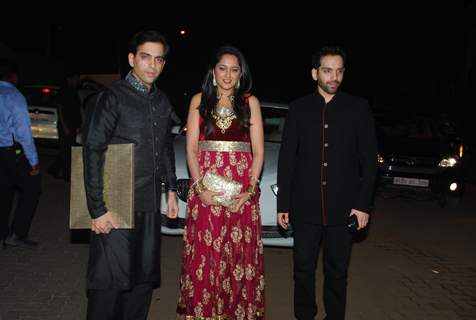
xmin=1 ymin=148 xmax=475 ymax=320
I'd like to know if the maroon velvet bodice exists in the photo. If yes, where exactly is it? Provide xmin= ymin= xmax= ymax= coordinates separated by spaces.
xmin=199 ymin=115 xmax=251 ymax=142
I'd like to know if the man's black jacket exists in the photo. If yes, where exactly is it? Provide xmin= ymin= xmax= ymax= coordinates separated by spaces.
xmin=277 ymin=92 xmax=377 ymax=225
xmin=82 ymin=79 xmax=177 ymax=218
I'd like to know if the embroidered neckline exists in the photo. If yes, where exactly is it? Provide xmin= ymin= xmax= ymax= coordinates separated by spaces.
xmin=126 ymin=71 xmax=152 ymax=94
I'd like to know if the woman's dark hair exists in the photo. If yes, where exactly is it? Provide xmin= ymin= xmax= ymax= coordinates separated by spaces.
xmin=199 ymin=46 xmax=252 ymax=136
xmin=129 ymin=30 xmax=170 ymax=57
xmin=311 ymin=46 xmax=347 ymax=69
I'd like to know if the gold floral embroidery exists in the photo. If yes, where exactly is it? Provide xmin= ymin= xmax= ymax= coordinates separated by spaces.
xmin=196 ymin=255 xmax=206 ymax=281
xmin=247 ymin=303 xmax=256 ymax=320
xmin=215 ymin=152 xmax=224 ymax=168
xmin=211 ymin=205 xmax=221 ymax=217
xmin=184 ymin=275 xmax=194 ymax=298
xmin=229 ymin=151 xmax=237 ymax=166
xmin=231 ymin=226 xmax=242 ymax=244
xmin=192 ymin=204 xmax=199 ymax=221
xmin=213 ymin=237 xmax=222 ymax=252
xmin=235 ymin=304 xmax=245 ymax=320
xmin=224 ymin=242 xmax=231 ymax=256
xmin=204 ymin=229 xmax=212 ymax=247
xmin=251 ymin=205 xmax=258 ymax=222
xmin=258 ymin=239 xmax=264 ymax=255
xmin=241 ymin=287 xmax=247 ymax=300
xmin=223 ymin=277 xmax=231 ymax=294
xmin=219 ymin=260 xmax=227 ymax=276
xmin=245 ymin=264 xmax=255 ymax=281
xmin=217 ymin=297 xmax=224 ymax=314
xmin=237 ymin=156 xmax=247 ymax=177
xmin=233 ymin=264 xmax=244 ymax=281
xmin=220 ymin=225 xmax=227 ymax=237
xmin=244 ymin=226 xmax=252 ymax=244
xmin=204 ymin=151 xmax=211 ymax=168
xmin=224 ymin=166 xmax=233 ymax=180
xmin=194 ymin=302 xmax=204 ymax=318
xmin=202 ymin=289 xmax=211 ymax=305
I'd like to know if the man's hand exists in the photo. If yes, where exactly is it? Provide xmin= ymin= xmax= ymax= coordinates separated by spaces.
xmin=167 ymin=191 xmax=179 ymax=219
xmin=350 ymin=208 xmax=370 ymax=230
xmin=30 ymin=164 xmax=40 ymax=176
xmin=277 ymin=212 xmax=289 ymax=230
xmin=91 ymin=211 xmax=118 ymax=234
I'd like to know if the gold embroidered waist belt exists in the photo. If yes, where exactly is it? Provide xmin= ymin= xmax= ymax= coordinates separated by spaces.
xmin=198 ymin=140 xmax=251 ymax=152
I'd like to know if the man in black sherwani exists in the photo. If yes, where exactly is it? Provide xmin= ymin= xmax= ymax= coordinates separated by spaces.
xmin=277 ymin=46 xmax=377 ymax=320
xmin=82 ymin=30 xmax=178 ymax=320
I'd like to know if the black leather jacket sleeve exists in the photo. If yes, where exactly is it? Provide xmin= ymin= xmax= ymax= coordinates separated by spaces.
xmin=82 ymin=90 xmax=119 ymax=218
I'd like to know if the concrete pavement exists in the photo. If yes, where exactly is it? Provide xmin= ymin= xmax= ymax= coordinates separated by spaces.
xmin=1 ymin=149 xmax=475 ymax=320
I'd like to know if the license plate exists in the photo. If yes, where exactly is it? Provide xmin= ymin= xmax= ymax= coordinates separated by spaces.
xmin=393 ymin=177 xmax=429 ymax=187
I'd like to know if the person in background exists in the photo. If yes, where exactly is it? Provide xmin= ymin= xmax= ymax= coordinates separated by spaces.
xmin=0 ymin=59 xmax=41 ymax=249
xmin=47 ymin=71 xmax=81 ymax=181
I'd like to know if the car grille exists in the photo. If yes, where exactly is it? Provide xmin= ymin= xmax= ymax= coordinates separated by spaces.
xmin=386 ymin=155 xmax=439 ymax=168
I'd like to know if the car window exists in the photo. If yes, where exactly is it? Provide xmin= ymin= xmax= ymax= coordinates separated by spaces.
xmin=20 ymin=87 xmax=60 ymax=108
xmin=262 ymin=107 xmax=287 ymax=143
xmin=376 ymin=115 xmax=457 ymax=141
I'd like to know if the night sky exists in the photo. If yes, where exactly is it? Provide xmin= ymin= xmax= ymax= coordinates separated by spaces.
xmin=1 ymin=2 xmax=475 ymax=126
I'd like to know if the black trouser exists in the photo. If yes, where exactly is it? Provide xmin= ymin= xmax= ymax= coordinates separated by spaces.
xmin=87 ymin=283 xmax=154 ymax=320
xmin=293 ymin=223 xmax=353 ymax=320
xmin=0 ymin=147 xmax=41 ymax=239
xmin=48 ymin=132 xmax=74 ymax=180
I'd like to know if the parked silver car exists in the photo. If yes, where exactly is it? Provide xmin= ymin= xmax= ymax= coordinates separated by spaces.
xmin=160 ymin=102 xmax=293 ymax=247
xmin=21 ymin=85 xmax=60 ymax=141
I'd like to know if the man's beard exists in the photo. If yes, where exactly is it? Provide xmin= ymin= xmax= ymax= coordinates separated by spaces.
xmin=318 ymin=79 xmax=340 ymax=94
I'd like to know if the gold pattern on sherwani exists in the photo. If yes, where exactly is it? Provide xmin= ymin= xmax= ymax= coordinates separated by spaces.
xmin=212 ymin=106 xmax=237 ymax=133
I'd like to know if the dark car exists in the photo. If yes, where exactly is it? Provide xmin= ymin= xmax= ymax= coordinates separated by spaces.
xmin=375 ymin=113 xmax=469 ymax=207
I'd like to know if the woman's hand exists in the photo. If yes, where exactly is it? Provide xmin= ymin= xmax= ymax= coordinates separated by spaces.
xmin=199 ymin=190 xmax=223 ymax=206
xmin=230 ymin=192 xmax=252 ymax=213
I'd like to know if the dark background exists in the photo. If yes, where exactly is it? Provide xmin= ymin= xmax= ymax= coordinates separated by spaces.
xmin=1 ymin=2 xmax=475 ymax=142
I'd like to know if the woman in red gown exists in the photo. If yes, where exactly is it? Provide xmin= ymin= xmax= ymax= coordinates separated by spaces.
xmin=176 ymin=46 xmax=265 ymax=319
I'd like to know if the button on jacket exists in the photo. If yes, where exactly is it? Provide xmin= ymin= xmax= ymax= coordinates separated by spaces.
xmin=277 ymin=92 xmax=377 ymax=225
xmin=82 ymin=79 xmax=177 ymax=218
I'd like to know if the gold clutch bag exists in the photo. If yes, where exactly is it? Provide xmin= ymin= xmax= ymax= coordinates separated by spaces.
xmin=202 ymin=171 xmax=243 ymax=208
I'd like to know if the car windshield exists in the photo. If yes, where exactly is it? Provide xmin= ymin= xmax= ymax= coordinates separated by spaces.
xmin=20 ymin=87 xmax=60 ymax=108
xmin=376 ymin=115 xmax=457 ymax=141
xmin=262 ymin=107 xmax=287 ymax=143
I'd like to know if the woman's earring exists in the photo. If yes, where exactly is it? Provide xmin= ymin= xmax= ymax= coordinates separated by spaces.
xmin=235 ymin=79 xmax=240 ymax=89
xmin=212 ymin=72 xmax=217 ymax=86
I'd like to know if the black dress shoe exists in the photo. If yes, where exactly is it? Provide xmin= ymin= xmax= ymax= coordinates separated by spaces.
xmin=3 ymin=234 xmax=38 ymax=249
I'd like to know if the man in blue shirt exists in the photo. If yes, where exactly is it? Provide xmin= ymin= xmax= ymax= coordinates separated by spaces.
xmin=0 ymin=59 xmax=41 ymax=249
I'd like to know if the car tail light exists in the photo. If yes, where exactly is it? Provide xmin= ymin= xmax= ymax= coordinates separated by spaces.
xmin=42 ymin=88 xmax=51 ymax=94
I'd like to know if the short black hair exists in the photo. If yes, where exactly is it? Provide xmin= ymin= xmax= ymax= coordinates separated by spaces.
xmin=312 ymin=46 xmax=347 ymax=69
xmin=128 ymin=30 xmax=170 ymax=56
xmin=0 ymin=59 xmax=18 ymax=80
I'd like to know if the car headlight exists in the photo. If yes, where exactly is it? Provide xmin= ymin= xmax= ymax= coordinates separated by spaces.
xmin=271 ymin=184 xmax=278 ymax=196
xmin=377 ymin=153 xmax=385 ymax=164
xmin=438 ymin=156 xmax=459 ymax=167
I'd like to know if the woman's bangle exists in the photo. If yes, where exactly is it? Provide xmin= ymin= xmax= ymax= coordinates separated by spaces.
xmin=246 ymin=184 xmax=257 ymax=197
xmin=249 ymin=176 xmax=260 ymax=183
